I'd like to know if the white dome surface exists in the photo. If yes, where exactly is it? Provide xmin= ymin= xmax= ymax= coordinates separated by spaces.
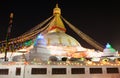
xmin=36 ymin=32 xmax=81 ymax=47
xmin=29 ymin=32 xmax=83 ymax=61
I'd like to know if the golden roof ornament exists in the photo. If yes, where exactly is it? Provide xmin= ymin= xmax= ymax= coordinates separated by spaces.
xmin=53 ymin=4 xmax=61 ymax=16
xmin=48 ymin=4 xmax=66 ymax=33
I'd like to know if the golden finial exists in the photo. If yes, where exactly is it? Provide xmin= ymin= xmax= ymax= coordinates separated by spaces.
xmin=56 ymin=4 xmax=58 ymax=8
xmin=53 ymin=4 xmax=61 ymax=15
xmin=48 ymin=3 xmax=66 ymax=33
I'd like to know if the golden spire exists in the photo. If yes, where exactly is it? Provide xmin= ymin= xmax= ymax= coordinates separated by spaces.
xmin=56 ymin=4 xmax=58 ymax=7
xmin=48 ymin=4 xmax=66 ymax=33
xmin=53 ymin=4 xmax=61 ymax=16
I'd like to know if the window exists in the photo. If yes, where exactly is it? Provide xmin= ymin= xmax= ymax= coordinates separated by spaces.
xmin=90 ymin=68 xmax=102 ymax=74
xmin=31 ymin=68 xmax=47 ymax=74
xmin=0 ymin=69 xmax=9 ymax=75
xmin=71 ymin=68 xmax=85 ymax=74
xmin=16 ymin=68 xmax=21 ymax=75
xmin=107 ymin=68 xmax=119 ymax=73
xmin=52 ymin=68 xmax=66 ymax=74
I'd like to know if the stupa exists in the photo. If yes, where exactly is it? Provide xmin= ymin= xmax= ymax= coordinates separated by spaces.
xmin=29 ymin=4 xmax=87 ymax=61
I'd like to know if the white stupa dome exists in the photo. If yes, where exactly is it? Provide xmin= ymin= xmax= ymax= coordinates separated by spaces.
xmin=35 ymin=32 xmax=81 ymax=47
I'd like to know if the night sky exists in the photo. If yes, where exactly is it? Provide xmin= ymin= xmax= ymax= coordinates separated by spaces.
xmin=0 ymin=1 xmax=120 ymax=51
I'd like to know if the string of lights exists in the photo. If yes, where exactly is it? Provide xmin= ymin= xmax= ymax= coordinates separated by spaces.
xmin=61 ymin=16 xmax=104 ymax=51
xmin=0 ymin=14 xmax=104 ymax=52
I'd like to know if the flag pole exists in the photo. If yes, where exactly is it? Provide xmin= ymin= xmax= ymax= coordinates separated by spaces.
xmin=4 ymin=13 xmax=13 ymax=61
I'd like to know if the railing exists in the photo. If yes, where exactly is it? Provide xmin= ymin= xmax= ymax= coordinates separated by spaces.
xmin=0 ymin=64 xmax=120 ymax=78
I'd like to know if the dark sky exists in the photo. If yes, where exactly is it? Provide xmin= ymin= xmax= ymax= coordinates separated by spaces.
xmin=0 ymin=1 xmax=120 ymax=51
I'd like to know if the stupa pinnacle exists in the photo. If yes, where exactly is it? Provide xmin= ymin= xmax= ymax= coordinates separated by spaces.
xmin=48 ymin=4 xmax=66 ymax=33
xmin=53 ymin=4 xmax=61 ymax=15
